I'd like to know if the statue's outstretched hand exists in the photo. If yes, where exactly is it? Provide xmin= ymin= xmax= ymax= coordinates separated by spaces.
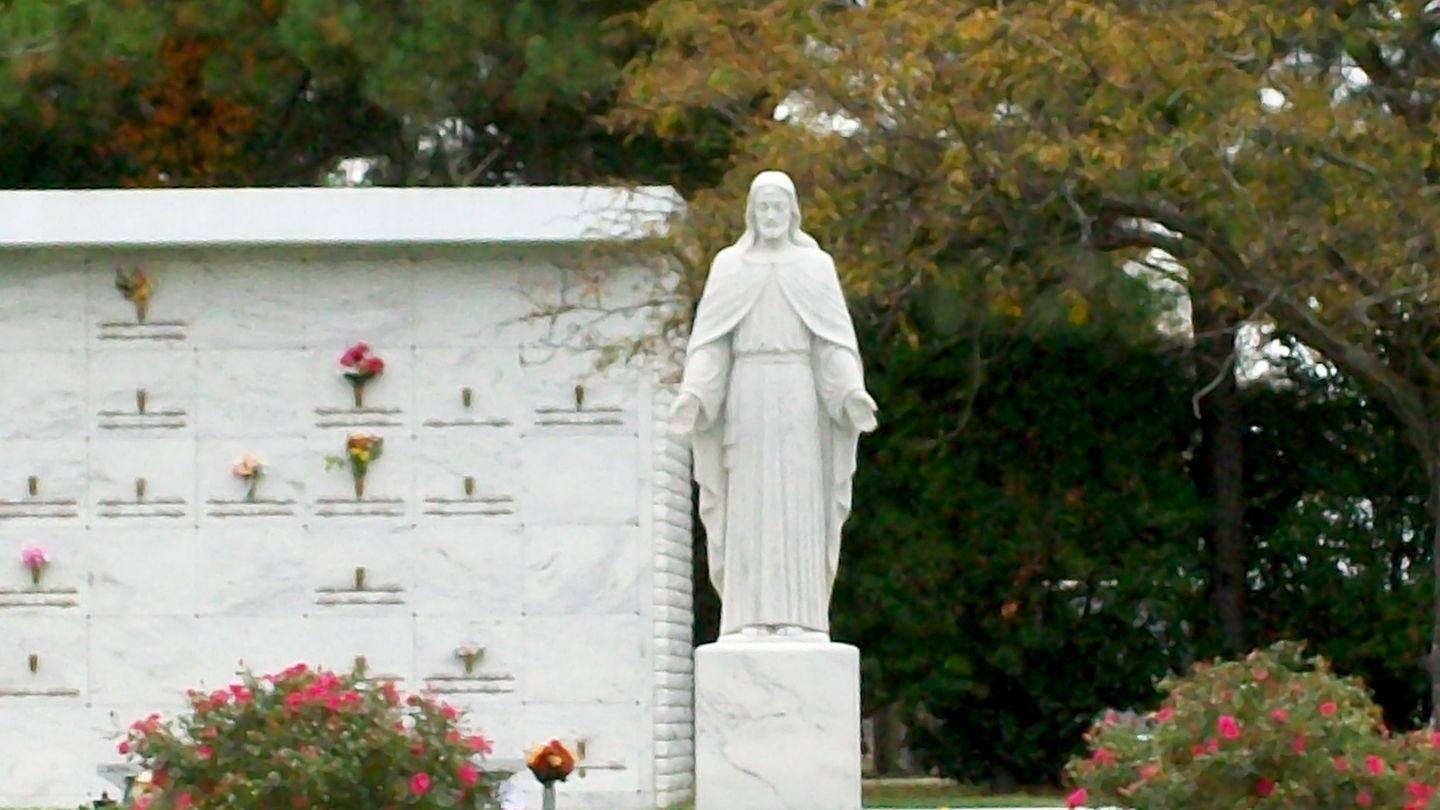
xmin=843 ymin=391 xmax=879 ymax=433
xmin=669 ymin=391 xmax=703 ymax=436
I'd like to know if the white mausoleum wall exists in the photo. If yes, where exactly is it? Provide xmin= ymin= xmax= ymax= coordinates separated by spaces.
xmin=0 ymin=188 xmax=694 ymax=810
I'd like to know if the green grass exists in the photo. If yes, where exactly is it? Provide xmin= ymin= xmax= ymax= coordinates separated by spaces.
xmin=858 ymin=789 xmax=1065 ymax=801
xmin=862 ymin=782 xmax=1066 ymax=808
xmin=661 ymin=784 xmax=1066 ymax=809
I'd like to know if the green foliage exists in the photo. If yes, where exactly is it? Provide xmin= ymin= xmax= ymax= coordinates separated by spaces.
xmin=1066 ymin=642 xmax=1440 ymax=810
xmin=1244 ymin=358 xmax=1433 ymax=728
xmin=0 ymin=0 xmax=732 ymax=189
xmin=835 ymin=278 xmax=1209 ymax=787
xmin=117 ymin=662 xmax=499 ymax=810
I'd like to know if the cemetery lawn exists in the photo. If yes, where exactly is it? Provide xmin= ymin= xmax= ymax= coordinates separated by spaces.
xmin=862 ymin=782 xmax=1066 ymax=808
xmin=864 ymin=798 xmax=1065 ymax=808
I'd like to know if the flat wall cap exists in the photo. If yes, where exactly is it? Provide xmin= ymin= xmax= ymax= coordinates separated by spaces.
xmin=0 ymin=185 xmax=683 ymax=248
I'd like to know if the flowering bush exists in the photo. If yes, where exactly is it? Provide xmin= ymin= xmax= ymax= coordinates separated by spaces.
xmin=1065 ymin=641 xmax=1440 ymax=810
xmin=117 ymin=662 xmax=499 ymax=810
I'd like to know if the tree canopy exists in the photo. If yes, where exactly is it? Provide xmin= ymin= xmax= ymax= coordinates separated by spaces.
xmin=616 ymin=0 xmax=1440 ymax=719
xmin=0 ymin=0 xmax=732 ymax=187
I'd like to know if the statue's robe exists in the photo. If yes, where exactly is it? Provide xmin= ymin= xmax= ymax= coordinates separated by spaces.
xmin=679 ymin=243 xmax=869 ymax=636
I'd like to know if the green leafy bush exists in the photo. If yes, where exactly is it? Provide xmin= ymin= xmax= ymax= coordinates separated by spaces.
xmin=1065 ymin=642 xmax=1440 ymax=810
xmin=117 ymin=662 xmax=498 ymax=810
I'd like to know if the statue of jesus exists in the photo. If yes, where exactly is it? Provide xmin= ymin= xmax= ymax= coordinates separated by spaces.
xmin=670 ymin=170 xmax=878 ymax=642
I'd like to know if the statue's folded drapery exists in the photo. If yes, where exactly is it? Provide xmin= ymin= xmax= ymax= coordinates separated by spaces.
xmin=679 ymin=242 xmax=870 ymax=636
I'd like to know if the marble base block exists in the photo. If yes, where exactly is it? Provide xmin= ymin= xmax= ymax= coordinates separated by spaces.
xmin=695 ymin=641 xmax=861 ymax=810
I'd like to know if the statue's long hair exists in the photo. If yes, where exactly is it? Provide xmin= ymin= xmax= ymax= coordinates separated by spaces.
xmin=730 ymin=170 xmax=820 ymax=251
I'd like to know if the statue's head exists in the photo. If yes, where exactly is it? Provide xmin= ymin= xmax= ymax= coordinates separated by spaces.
xmin=737 ymin=170 xmax=819 ymax=250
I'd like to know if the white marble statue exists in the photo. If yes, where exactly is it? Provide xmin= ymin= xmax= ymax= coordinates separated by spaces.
xmin=670 ymin=170 xmax=878 ymax=642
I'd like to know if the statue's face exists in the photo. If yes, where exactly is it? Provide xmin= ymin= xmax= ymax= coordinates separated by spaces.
xmin=751 ymin=186 xmax=792 ymax=242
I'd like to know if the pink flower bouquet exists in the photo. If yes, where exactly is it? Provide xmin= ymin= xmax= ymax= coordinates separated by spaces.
xmin=20 ymin=545 xmax=49 ymax=586
xmin=339 ymin=343 xmax=385 ymax=408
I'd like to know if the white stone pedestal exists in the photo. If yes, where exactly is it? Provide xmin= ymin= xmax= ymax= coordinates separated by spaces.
xmin=695 ymin=641 xmax=862 ymax=810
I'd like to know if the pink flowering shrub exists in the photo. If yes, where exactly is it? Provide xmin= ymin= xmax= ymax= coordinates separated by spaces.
xmin=117 ymin=662 xmax=499 ymax=810
xmin=1065 ymin=642 xmax=1440 ymax=810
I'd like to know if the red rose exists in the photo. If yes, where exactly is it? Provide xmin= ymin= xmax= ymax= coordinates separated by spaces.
xmin=409 ymin=773 xmax=431 ymax=796
xmin=117 ymin=740 xmax=130 ymax=755
xmin=1217 ymin=715 xmax=1240 ymax=740
xmin=1320 ymin=700 xmax=1338 ymax=716
xmin=1066 ymin=788 xmax=1087 ymax=809
xmin=340 ymin=343 xmax=370 ymax=366
xmin=467 ymin=735 xmax=494 ymax=756
xmin=359 ymin=356 xmax=384 ymax=375
xmin=1257 ymin=779 xmax=1275 ymax=797
xmin=458 ymin=763 xmax=480 ymax=788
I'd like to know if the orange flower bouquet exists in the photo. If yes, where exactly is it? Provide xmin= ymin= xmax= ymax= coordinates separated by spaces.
xmin=527 ymin=740 xmax=576 ymax=810
xmin=325 ymin=433 xmax=384 ymax=499
xmin=115 ymin=267 xmax=155 ymax=323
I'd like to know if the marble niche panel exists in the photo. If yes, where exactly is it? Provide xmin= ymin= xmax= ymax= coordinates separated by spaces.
xmin=87 ymin=615 xmax=311 ymax=706
xmin=522 ymin=703 xmax=650 ymax=808
xmin=0 ymin=614 xmax=87 ymax=699
xmin=522 ymin=615 xmax=649 ymax=705
xmin=413 ymin=432 xmax=522 ymax=525
xmin=522 ymin=526 xmax=643 ymax=618
xmin=85 ymin=257 xmax=198 ymax=347
xmin=0 ymin=260 xmax=85 ymax=350
xmin=88 ymin=348 xmax=197 ymax=436
xmin=179 ymin=257 xmax=309 ymax=350
xmin=413 ymin=618 xmax=524 ymax=749
xmin=0 ymin=351 xmax=87 ymax=441
xmin=301 ymin=259 xmax=416 ymax=348
xmin=305 ymin=345 xmax=413 ymax=436
xmin=406 ymin=525 xmax=524 ymax=618
xmin=0 ymin=528 xmax=87 ymax=613
xmin=195 ymin=350 xmax=309 ymax=439
xmin=412 ymin=346 xmax=524 ymax=467
xmin=301 ymin=526 xmax=419 ymax=611
xmin=88 ymin=438 xmax=197 ymax=525
xmin=191 ymin=525 xmax=309 ymax=618
xmin=306 ymin=432 xmax=413 ymax=524
xmin=2 ymin=440 xmax=87 ymax=524
xmin=195 ymin=437 xmax=307 ymax=524
xmin=413 ymin=257 xmax=561 ymax=349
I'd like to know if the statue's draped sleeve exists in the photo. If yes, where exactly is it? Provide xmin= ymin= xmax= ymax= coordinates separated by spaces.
xmin=678 ymin=248 xmax=764 ymax=594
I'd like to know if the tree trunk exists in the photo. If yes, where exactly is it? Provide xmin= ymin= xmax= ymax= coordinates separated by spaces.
xmin=1192 ymin=292 xmax=1248 ymax=655
xmin=1427 ymin=454 xmax=1440 ymax=727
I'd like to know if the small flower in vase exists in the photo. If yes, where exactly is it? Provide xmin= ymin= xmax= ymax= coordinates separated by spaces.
xmin=114 ymin=267 xmax=155 ymax=323
xmin=338 ymin=343 xmax=385 ymax=408
xmin=527 ymin=739 xmax=577 ymax=786
xmin=231 ymin=454 xmax=264 ymax=501
xmin=20 ymin=545 xmax=50 ymax=586
xmin=454 ymin=642 xmax=484 ymax=675
xmin=326 ymin=433 xmax=384 ymax=499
